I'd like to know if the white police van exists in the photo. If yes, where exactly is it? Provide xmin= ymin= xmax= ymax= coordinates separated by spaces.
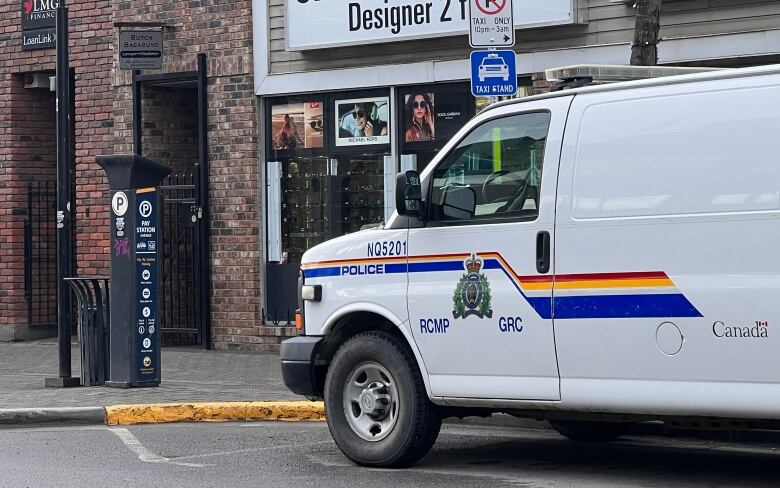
xmin=281 ymin=65 xmax=780 ymax=468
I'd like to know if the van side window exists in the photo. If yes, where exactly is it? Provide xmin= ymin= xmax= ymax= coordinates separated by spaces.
xmin=428 ymin=112 xmax=550 ymax=223
xmin=573 ymin=89 xmax=780 ymax=219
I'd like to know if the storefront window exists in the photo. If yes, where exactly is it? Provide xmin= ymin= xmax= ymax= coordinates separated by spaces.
xmin=280 ymin=153 xmax=388 ymax=266
xmin=268 ymin=91 xmax=391 ymax=268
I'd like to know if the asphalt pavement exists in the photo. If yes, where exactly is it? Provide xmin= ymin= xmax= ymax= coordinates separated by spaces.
xmin=1 ymin=338 xmax=778 ymax=449
xmin=3 ymin=421 xmax=779 ymax=487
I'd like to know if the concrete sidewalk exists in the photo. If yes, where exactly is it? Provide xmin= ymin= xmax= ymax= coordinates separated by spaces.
xmin=0 ymin=339 xmax=299 ymax=410
xmin=0 ymin=339 xmax=543 ymax=429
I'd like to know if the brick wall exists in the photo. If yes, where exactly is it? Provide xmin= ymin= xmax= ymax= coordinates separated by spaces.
xmin=0 ymin=74 xmax=57 ymax=332
xmin=113 ymin=1 xmax=294 ymax=351
xmin=1 ymin=0 xmax=294 ymax=348
xmin=0 ymin=0 xmax=114 ymax=339
xmin=532 ymin=72 xmax=553 ymax=95
xmin=71 ymin=2 xmax=114 ymax=278
xmin=140 ymin=86 xmax=198 ymax=175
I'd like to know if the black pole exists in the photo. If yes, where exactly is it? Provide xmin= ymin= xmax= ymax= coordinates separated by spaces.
xmin=46 ymin=4 xmax=79 ymax=388
xmin=132 ymin=70 xmax=142 ymax=155
xmin=196 ymin=52 xmax=211 ymax=350
xmin=24 ymin=183 xmax=32 ymax=325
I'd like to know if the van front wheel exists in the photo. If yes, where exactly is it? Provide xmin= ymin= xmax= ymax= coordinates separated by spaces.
xmin=324 ymin=331 xmax=441 ymax=468
xmin=549 ymin=420 xmax=627 ymax=442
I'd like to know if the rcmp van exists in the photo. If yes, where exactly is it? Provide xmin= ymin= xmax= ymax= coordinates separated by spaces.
xmin=280 ymin=65 xmax=780 ymax=467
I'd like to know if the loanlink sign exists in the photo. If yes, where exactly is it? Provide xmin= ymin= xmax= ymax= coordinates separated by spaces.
xmin=285 ymin=0 xmax=581 ymax=50
xmin=21 ymin=0 xmax=59 ymax=51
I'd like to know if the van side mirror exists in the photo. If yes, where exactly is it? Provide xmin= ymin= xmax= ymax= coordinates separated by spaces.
xmin=395 ymin=170 xmax=423 ymax=218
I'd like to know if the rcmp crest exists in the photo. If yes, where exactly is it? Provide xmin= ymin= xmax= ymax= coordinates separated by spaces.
xmin=453 ymin=253 xmax=493 ymax=319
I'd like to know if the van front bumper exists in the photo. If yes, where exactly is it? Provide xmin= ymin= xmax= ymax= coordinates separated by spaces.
xmin=280 ymin=336 xmax=323 ymax=398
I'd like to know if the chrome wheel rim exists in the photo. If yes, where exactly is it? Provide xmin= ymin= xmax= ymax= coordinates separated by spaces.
xmin=343 ymin=361 xmax=399 ymax=442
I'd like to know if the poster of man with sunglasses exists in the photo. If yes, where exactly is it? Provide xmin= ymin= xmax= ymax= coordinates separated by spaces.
xmin=336 ymin=97 xmax=390 ymax=146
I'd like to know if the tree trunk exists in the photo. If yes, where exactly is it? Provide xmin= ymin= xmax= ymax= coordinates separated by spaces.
xmin=630 ymin=0 xmax=663 ymax=66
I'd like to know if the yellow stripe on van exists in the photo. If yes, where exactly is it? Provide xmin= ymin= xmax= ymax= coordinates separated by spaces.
xmin=522 ymin=278 xmax=674 ymax=291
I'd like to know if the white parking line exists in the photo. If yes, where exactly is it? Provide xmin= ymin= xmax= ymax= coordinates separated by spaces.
xmin=110 ymin=427 xmax=211 ymax=468
xmin=173 ymin=440 xmax=333 ymax=461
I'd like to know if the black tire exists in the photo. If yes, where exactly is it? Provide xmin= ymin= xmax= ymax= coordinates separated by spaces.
xmin=549 ymin=419 xmax=627 ymax=442
xmin=324 ymin=331 xmax=441 ymax=468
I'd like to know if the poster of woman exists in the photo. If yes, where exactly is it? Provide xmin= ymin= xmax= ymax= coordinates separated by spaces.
xmin=404 ymin=93 xmax=435 ymax=142
xmin=335 ymin=97 xmax=390 ymax=146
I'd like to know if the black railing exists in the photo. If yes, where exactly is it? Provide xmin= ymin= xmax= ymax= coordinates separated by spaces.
xmin=24 ymin=181 xmax=58 ymax=328
xmin=64 ymin=277 xmax=110 ymax=386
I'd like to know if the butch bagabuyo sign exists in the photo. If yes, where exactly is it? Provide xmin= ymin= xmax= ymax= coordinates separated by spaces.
xmin=21 ymin=0 xmax=58 ymax=51
xmin=119 ymin=30 xmax=164 ymax=70
xmin=285 ymin=0 xmax=581 ymax=50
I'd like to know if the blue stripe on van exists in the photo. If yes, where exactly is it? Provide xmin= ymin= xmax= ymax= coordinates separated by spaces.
xmin=551 ymin=294 xmax=702 ymax=319
xmin=407 ymin=261 xmax=464 ymax=273
xmin=303 ymin=267 xmax=341 ymax=278
xmin=384 ymin=263 xmax=408 ymax=274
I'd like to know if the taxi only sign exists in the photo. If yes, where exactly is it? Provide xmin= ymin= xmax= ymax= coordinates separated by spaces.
xmin=468 ymin=0 xmax=515 ymax=48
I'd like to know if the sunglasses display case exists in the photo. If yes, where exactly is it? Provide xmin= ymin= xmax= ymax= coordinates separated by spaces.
xmin=280 ymin=155 xmax=387 ymax=266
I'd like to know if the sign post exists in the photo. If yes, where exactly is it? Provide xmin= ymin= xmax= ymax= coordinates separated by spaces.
xmin=44 ymin=3 xmax=79 ymax=388
xmin=97 ymin=155 xmax=171 ymax=388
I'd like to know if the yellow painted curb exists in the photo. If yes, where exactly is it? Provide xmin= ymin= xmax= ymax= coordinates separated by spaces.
xmin=105 ymin=401 xmax=325 ymax=426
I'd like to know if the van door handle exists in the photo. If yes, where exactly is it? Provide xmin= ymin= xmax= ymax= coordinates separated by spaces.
xmin=536 ymin=231 xmax=550 ymax=274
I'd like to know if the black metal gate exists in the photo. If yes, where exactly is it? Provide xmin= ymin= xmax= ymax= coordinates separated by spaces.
xmin=24 ymin=181 xmax=58 ymax=328
xmin=23 ymin=175 xmax=208 ymax=345
xmin=132 ymin=54 xmax=211 ymax=348
xmin=159 ymin=173 xmax=206 ymax=346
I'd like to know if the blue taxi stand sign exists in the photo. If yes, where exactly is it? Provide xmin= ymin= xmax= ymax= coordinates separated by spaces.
xmin=470 ymin=50 xmax=517 ymax=97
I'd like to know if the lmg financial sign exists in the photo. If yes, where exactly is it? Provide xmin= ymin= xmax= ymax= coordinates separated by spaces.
xmin=21 ymin=0 xmax=59 ymax=51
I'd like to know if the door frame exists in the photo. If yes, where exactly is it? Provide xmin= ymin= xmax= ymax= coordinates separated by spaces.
xmin=130 ymin=54 xmax=212 ymax=348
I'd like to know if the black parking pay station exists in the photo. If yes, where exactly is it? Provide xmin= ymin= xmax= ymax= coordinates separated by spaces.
xmin=97 ymin=155 xmax=171 ymax=388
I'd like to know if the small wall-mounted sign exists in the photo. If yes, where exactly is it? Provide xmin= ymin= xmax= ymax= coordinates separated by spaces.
xmin=119 ymin=30 xmax=164 ymax=70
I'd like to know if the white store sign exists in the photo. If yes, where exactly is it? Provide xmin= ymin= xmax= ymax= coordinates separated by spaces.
xmin=286 ymin=0 xmax=583 ymax=50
